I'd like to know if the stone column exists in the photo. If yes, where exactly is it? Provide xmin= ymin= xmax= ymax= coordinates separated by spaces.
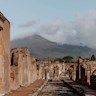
xmin=72 ymin=64 xmax=76 ymax=81
xmin=79 ymin=64 xmax=81 ymax=79
xmin=26 ymin=51 xmax=31 ymax=85
xmin=87 ymin=64 xmax=91 ymax=85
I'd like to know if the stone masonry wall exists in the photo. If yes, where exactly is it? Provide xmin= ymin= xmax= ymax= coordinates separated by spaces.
xmin=30 ymin=57 xmax=38 ymax=83
xmin=10 ymin=48 xmax=35 ymax=90
xmin=0 ymin=12 xmax=10 ymax=93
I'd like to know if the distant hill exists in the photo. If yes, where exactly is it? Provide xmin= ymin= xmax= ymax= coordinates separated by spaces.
xmin=11 ymin=35 xmax=96 ymax=59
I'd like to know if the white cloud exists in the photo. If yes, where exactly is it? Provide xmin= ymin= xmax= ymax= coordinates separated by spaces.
xmin=18 ymin=20 xmax=37 ymax=28
xmin=37 ymin=11 xmax=96 ymax=49
xmin=16 ymin=10 xmax=96 ymax=49
xmin=88 ymin=10 xmax=96 ymax=17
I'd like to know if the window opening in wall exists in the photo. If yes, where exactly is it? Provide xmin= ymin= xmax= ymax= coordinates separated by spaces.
xmin=11 ymin=53 xmax=14 ymax=66
xmin=0 ymin=26 xmax=3 ymax=31
xmin=37 ymin=64 xmax=39 ymax=70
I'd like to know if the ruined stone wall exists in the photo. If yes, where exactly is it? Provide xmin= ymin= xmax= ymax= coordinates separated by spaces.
xmin=75 ymin=58 xmax=96 ymax=87
xmin=10 ymin=48 xmax=33 ymax=90
xmin=86 ymin=61 xmax=96 ymax=87
xmin=35 ymin=61 xmax=46 ymax=80
xmin=0 ymin=12 xmax=10 ymax=93
xmin=75 ymin=58 xmax=87 ymax=84
xmin=30 ymin=57 xmax=37 ymax=83
xmin=87 ymin=61 xmax=96 ymax=75
xmin=38 ymin=63 xmax=44 ymax=79
xmin=37 ymin=61 xmax=66 ymax=80
xmin=10 ymin=66 xmax=19 ymax=90
xmin=64 ymin=63 xmax=77 ymax=80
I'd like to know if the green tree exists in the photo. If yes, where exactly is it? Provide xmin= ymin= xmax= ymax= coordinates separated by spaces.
xmin=63 ymin=56 xmax=73 ymax=63
xmin=54 ymin=58 xmax=64 ymax=63
xmin=91 ymin=55 xmax=96 ymax=61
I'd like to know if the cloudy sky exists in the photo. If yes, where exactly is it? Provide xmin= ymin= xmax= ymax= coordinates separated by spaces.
xmin=1 ymin=0 xmax=96 ymax=49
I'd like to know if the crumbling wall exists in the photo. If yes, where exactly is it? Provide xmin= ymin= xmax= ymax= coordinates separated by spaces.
xmin=38 ymin=61 xmax=65 ymax=80
xmin=0 ymin=12 xmax=10 ymax=93
xmin=10 ymin=48 xmax=32 ymax=90
xmin=10 ymin=66 xmax=19 ymax=90
xmin=30 ymin=57 xmax=37 ymax=83
xmin=87 ymin=61 xmax=96 ymax=87
xmin=75 ymin=58 xmax=96 ymax=86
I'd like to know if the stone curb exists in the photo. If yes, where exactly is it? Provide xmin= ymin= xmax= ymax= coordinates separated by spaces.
xmin=61 ymin=80 xmax=85 ymax=96
xmin=28 ymin=80 xmax=48 ymax=96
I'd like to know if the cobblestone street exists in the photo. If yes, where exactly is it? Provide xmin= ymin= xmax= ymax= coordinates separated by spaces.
xmin=37 ymin=80 xmax=80 ymax=96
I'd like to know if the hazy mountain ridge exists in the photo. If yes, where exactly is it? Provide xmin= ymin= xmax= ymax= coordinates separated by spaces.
xmin=11 ymin=35 xmax=96 ymax=59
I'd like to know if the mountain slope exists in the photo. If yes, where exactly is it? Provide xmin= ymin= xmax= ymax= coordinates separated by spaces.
xmin=11 ymin=35 xmax=96 ymax=59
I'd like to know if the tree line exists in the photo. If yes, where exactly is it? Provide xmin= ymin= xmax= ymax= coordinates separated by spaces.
xmin=54 ymin=54 xmax=96 ymax=63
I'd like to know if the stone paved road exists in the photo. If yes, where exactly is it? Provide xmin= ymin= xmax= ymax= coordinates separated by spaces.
xmin=37 ymin=80 xmax=80 ymax=96
xmin=63 ymin=78 xmax=96 ymax=96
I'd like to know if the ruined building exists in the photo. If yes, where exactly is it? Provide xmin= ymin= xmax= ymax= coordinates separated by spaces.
xmin=0 ymin=12 xmax=10 ymax=93
xmin=76 ymin=57 xmax=96 ymax=88
xmin=10 ymin=48 xmax=37 ymax=90
xmin=0 ymin=12 xmax=39 ymax=94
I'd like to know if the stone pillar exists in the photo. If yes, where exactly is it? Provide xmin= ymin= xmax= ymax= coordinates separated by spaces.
xmin=26 ymin=50 xmax=31 ymax=85
xmin=76 ymin=64 xmax=79 ymax=81
xmin=18 ymin=53 xmax=23 ymax=86
xmin=38 ymin=64 xmax=44 ymax=79
xmin=30 ymin=58 xmax=37 ymax=83
xmin=62 ymin=63 xmax=66 ymax=73
xmin=79 ymin=64 xmax=82 ymax=79
xmin=78 ymin=57 xmax=83 ymax=80
xmin=87 ymin=64 xmax=91 ymax=85
xmin=72 ymin=64 xmax=76 ymax=81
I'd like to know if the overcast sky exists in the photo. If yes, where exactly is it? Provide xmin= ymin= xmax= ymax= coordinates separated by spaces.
xmin=1 ymin=0 xmax=96 ymax=49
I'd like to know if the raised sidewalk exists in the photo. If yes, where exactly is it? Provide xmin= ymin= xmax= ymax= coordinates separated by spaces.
xmin=4 ymin=80 xmax=45 ymax=96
